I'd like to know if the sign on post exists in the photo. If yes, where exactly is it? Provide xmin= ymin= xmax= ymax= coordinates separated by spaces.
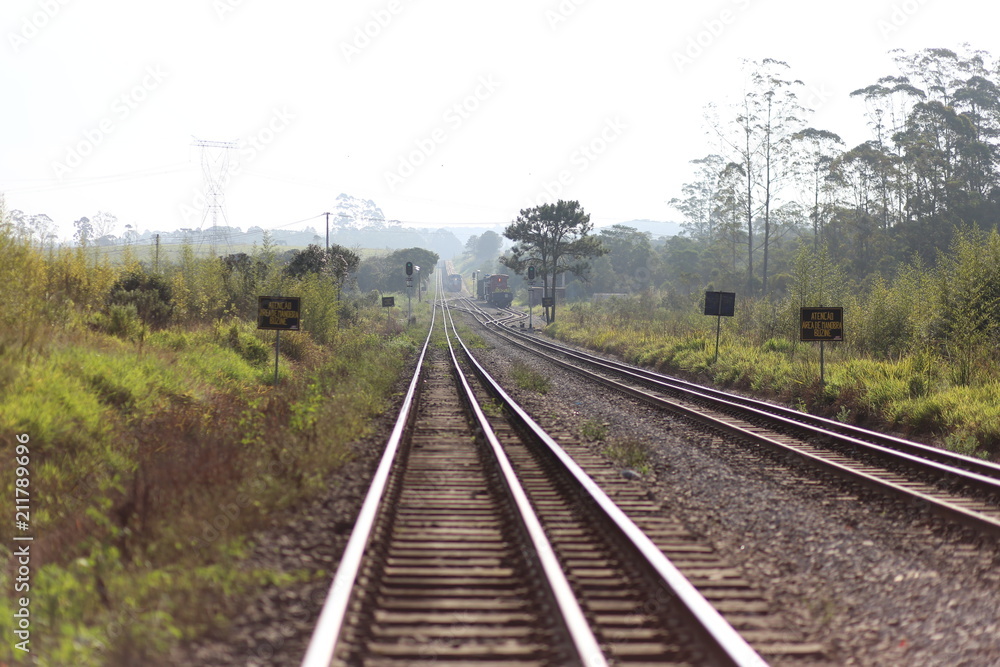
xmin=258 ymin=296 xmax=301 ymax=385
xmin=800 ymin=307 xmax=844 ymax=341
xmin=704 ymin=291 xmax=736 ymax=317
xmin=257 ymin=296 xmax=301 ymax=330
xmin=801 ymin=306 xmax=843 ymax=386
xmin=381 ymin=296 xmax=395 ymax=307
xmin=704 ymin=291 xmax=736 ymax=363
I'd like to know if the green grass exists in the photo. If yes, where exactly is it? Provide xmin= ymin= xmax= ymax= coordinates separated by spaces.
xmin=580 ymin=419 xmax=608 ymax=441
xmin=548 ymin=302 xmax=1000 ymax=460
xmin=0 ymin=307 xmax=421 ymax=665
xmin=481 ymin=398 xmax=504 ymax=417
xmin=603 ymin=437 xmax=650 ymax=475
xmin=510 ymin=362 xmax=551 ymax=394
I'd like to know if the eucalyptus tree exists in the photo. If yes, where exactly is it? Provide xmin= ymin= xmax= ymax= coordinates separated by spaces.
xmin=709 ymin=58 xmax=809 ymax=295
xmin=827 ymin=142 xmax=897 ymax=273
xmin=596 ymin=224 xmax=657 ymax=293
xmin=500 ymin=200 xmax=606 ymax=323
xmin=850 ymin=47 xmax=1000 ymax=260
xmin=791 ymin=128 xmax=844 ymax=247
xmin=713 ymin=161 xmax=750 ymax=281
xmin=849 ymin=75 xmax=924 ymax=231
xmin=669 ymin=154 xmax=725 ymax=241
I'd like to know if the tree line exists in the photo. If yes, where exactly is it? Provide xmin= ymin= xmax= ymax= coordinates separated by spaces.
xmin=670 ymin=47 xmax=1000 ymax=294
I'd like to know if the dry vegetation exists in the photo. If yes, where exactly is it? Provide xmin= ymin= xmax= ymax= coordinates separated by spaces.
xmin=0 ymin=222 xmax=421 ymax=664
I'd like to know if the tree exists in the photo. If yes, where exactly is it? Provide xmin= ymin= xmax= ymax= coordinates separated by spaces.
xmin=791 ymin=128 xmax=844 ymax=247
xmin=596 ymin=225 xmax=657 ymax=293
xmin=284 ymin=243 xmax=360 ymax=282
xmin=390 ymin=247 xmax=438 ymax=301
xmin=220 ymin=252 xmax=268 ymax=318
xmin=709 ymin=58 xmax=809 ymax=295
xmin=669 ymin=154 xmax=725 ymax=241
xmin=108 ymin=269 xmax=174 ymax=329
xmin=91 ymin=211 xmax=118 ymax=241
xmin=73 ymin=216 xmax=93 ymax=247
xmin=500 ymin=200 xmax=606 ymax=323
xmin=355 ymin=247 xmax=440 ymax=295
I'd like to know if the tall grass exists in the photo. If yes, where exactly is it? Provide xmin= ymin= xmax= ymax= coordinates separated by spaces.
xmin=547 ymin=236 xmax=1000 ymax=460
xmin=0 ymin=224 xmax=423 ymax=664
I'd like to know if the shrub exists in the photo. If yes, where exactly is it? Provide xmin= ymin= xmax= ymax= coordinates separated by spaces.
xmin=215 ymin=319 xmax=270 ymax=366
xmin=108 ymin=269 xmax=174 ymax=328
xmin=92 ymin=303 xmax=143 ymax=339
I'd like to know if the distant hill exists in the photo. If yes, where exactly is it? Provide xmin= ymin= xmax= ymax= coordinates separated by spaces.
xmin=132 ymin=197 xmax=679 ymax=260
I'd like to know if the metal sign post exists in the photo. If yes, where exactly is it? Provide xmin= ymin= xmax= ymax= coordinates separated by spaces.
xmin=258 ymin=296 xmax=301 ymax=385
xmin=382 ymin=296 xmax=395 ymax=327
xmin=703 ymin=291 xmax=736 ymax=363
xmin=800 ymin=306 xmax=844 ymax=385
xmin=274 ymin=331 xmax=280 ymax=385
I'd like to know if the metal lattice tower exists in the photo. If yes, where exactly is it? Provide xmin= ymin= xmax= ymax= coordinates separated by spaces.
xmin=192 ymin=138 xmax=237 ymax=248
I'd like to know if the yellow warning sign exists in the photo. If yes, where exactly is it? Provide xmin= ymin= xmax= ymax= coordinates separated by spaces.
xmin=257 ymin=296 xmax=301 ymax=330
xmin=800 ymin=307 xmax=843 ymax=341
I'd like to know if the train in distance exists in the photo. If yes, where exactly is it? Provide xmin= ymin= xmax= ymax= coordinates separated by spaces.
xmin=476 ymin=273 xmax=514 ymax=308
xmin=445 ymin=274 xmax=464 ymax=292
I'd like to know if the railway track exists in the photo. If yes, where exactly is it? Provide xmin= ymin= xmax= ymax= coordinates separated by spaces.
xmin=300 ymin=289 xmax=822 ymax=666
xmin=460 ymin=298 xmax=1000 ymax=540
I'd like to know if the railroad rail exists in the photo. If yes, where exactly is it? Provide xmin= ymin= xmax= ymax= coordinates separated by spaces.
xmin=302 ymin=288 xmax=785 ymax=666
xmin=459 ymin=298 xmax=1000 ymax=539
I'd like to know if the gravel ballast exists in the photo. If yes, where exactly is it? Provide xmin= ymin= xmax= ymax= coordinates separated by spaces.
xmin=470 ymin=316 xmax=1000 ymax=665
xmin=171 ymin=312 xmax=1000 ymax=666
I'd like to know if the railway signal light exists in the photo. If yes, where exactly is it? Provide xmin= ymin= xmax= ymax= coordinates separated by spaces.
xmin=528 ymin=266 xmax=536 ymax=281
xmin=405 ymin=261 xmax=413 ymax=276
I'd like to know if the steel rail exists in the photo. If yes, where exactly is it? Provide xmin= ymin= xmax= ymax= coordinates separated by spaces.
xmin=446 ymin=300 xmax=769 ymax=667
xmin=305 ymin=287 xmax=605 ymax=666
xmin=461 ymin=304 xmax=1000 ymax=538
xmin=496 ymin=321 xmax=1000 ymax=482
xmin=300 ymin=302 xmax=438 ymax=667
xmin=494 ymin=324 xmax=1000 ymax=494
xmin=440 ymin=300 xmax=608 ymax=667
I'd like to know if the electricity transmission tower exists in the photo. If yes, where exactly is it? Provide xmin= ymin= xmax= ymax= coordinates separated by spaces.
xmin=192 ymin=138 xmax=238 ymax=249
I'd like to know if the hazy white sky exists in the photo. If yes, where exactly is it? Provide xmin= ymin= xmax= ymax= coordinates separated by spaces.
xmin=2 ymin=0 xmax=996 ymax=241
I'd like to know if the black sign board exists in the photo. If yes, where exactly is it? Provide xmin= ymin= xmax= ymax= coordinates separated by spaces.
xmin=541 ymin=296 xmax=555 ymax=308
xmin=257 ymin=296 xmax=301 ymax=330
xmin=800 ymin=307 xmax=844 ymax=341
xmin=382 ymin=296 xmax=395 ymax=307
xmin=704 ymin=291 xmax=736 ymax=317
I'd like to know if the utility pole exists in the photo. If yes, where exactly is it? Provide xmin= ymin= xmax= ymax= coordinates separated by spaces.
xmin=324 ymin=211 xmax=330 ymax=252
